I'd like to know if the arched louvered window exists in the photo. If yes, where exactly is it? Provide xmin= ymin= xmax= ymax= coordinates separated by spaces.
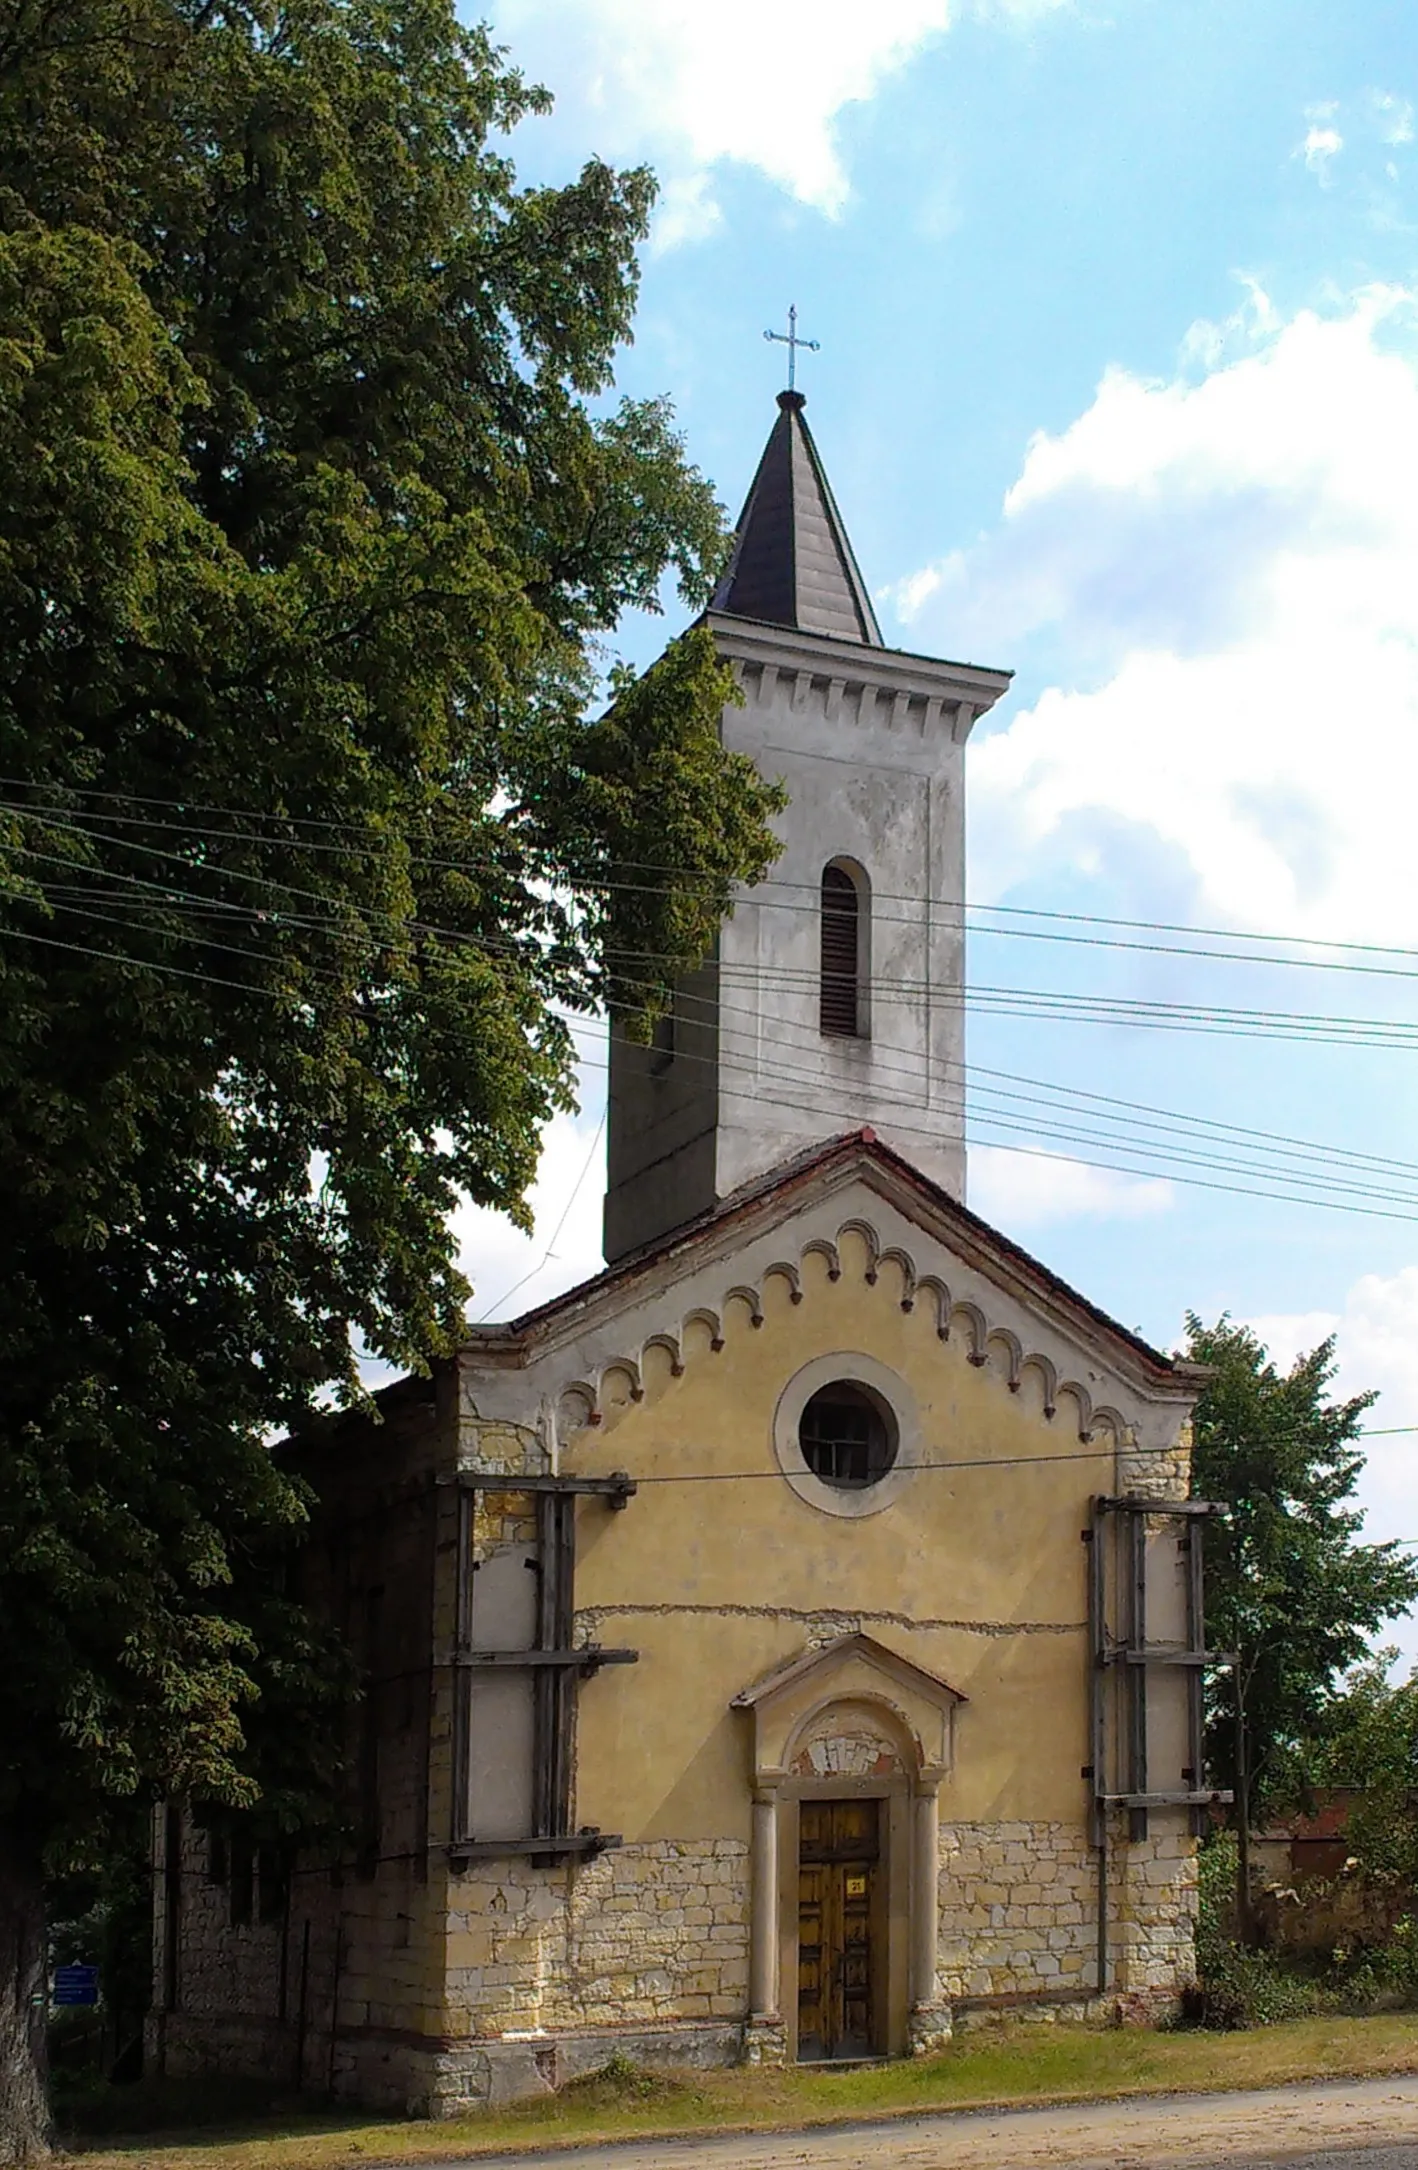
xmin=820 ymin=863 xmax=864 ymax=1037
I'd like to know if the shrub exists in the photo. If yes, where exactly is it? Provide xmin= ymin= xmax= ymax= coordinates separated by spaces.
xmin=1183 ymin=1939 xmax=1326 ymax=2029
xmin=1188 ymin=1831 xmax=1325 ymax=2029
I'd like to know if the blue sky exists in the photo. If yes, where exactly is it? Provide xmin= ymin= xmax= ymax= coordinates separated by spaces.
xmin=459 ymin=0 xmax=1418 ymax=1639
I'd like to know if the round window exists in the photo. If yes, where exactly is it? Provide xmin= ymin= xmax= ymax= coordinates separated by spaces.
xmin=798 ymin=1381 xmax=899 ymax=1491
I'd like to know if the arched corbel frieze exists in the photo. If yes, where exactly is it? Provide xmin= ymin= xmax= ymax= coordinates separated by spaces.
xmin=1019 ymin=1352 xmax=1059 ymax=1420
xmin=723 ymin=1283 xmax=766 ymax=1331
xmin=1056 ymin=1380 xmax=1093 ymax=1442
xmin=916 ymin=1275 xmax=952 ymax=1341
xmin=641 ymin=1330 xmax=685 ymax=1379
xmin=986 ymin=1326 xmax=1024 ymax=1391
xmin=877 ymin=1245 xmax=917 ymax=1312
xmin=557 ymin=1381 xmax=599 ymax=1435
xmin=952 ymin=1300 xmax=990 ymax=1366
xmin=544 ymin=1223 xmax=1153 ymax=1466
xmin=836 ymin=1216 xmax=881 ymax=1284
xmin=682 ymin=1305 xmax=725 ymax=1354
xmin=599 ymin=1359 xmax=643 ymax=1408
xmin=763 ymin=1259 xmax=804 ymax=1306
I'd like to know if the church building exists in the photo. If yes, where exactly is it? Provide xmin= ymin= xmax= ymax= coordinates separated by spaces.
xmin=151 ymin=389 xmax=1222 ymax=2115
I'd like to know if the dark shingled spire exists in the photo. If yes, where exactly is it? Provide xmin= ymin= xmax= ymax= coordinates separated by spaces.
xmin=711 ymin=391 xmax=882 ymax=646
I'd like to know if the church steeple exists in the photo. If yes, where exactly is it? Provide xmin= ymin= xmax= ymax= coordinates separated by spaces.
xmin=603 ymin=391 xmax=1013 ymax=1267
xmin=711 ymin=392 xmax=883 ymax=646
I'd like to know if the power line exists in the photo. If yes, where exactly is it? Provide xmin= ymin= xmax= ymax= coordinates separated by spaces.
xmin=474 ymin=1112 xmax=606 ymax=1323
xmin=15 ymin=814 xmax=1418 ymax=1058
xmin=9 ymin=784 xmax=1418 ymax=982
xmin=18 ymin=873 xmax=1418 ymax=1215
xmin=610 ymin=974 xmax=1418 ymax=1188
xmin=11 ymin=887 xmax=1418 ymax=1222
xmin=14 ymin=816 xmax=1418 ymax=1217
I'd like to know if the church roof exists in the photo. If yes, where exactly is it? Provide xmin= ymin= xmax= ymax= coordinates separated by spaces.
xmin=710 ymin=392 xmax=883 ymax=646
xmin=468 ymin=1127 xmax=1205 ymax=1397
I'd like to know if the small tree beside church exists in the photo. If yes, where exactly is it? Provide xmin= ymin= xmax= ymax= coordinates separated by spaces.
xmin=1186 ymin=1315 xmax=1418 ymax=1921
xmin=0 ymin=0 xmax=783 ymax=2155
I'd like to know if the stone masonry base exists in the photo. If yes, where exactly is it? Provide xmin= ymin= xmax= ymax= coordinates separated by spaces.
xmin=386 ymin=2021 xmax=747 ymax=2118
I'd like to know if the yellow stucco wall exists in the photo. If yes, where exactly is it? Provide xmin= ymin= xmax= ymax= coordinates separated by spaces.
xmin=563 ymin=1233 xmax=1106 ymax=1843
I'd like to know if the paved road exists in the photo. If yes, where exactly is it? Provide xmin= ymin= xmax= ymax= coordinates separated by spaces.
xmin=412 ymin=2075 xmax=1418 ymax=2170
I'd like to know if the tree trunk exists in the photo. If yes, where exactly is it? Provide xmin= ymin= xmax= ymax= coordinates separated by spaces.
xmin=1234 ymin=1681 xmax=1253 ymax=1947
xmin=0 ymin=1824 xmax=50 ymax=2165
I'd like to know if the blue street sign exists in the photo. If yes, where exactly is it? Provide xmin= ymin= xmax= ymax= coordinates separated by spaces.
xmin=52 ymin=1964 xmax=99 ymax=2007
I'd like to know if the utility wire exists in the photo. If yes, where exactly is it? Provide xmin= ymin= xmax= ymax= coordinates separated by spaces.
xmin=19 ymin=877 xmax=1418 ymax=1214
xmin=14 ymin=819 xmax=1418 ymax=1214
xmin=9 ymin=779 xmax=1418 ymax=984
xmin=11 ymin=889 xmax=1418 ymax=1220
xmin=474 ymin=1112 xmax=606 ymax=1323
xmin=14 ymin=813 xmax=1418 ymax=1057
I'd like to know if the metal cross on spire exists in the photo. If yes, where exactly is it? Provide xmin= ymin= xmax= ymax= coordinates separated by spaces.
xmin=764 ymin=303 xmax=819 ymax=393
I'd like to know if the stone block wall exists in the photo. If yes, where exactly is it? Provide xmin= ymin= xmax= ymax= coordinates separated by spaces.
xmin=937 ymin=1816 xmax=1197 ymax=2011
xmin=1114 ymin=1824 xmax=1199 ymax=2000
xmin=445 ymin=1838 xmax=751 ymax=2037
xmin=937 ymin=1820 xmax=1096 ymax=2001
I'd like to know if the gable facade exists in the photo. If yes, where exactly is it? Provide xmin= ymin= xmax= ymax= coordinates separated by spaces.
xmin=152 ymin=1144 xmax=1214 ymax=2114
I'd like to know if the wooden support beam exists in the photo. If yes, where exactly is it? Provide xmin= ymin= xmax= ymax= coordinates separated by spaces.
xmin=447 ymin=1831 xmax=623 ymax=1866
xmin=1100 ymin=1790 xmax=1233 ymax=1808
xmin=1097 ymin=1496 xmax=1224 ymax=1517
xmin=455 ymin=1648 xmax=638 ymax=1669
xmin=452 ymin=1471 xmax=636 ymax=1506
xmin=1111 ymin=1648 xmax=1237 ymax=1668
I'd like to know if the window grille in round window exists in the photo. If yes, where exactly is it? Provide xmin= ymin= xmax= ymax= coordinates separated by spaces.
xmin=798 ymin=1382 xmax=899 ymax=1491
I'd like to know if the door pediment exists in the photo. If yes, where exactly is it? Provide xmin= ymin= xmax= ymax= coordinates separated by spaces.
xmin=731 ymin=1632 xmax=966 ymax=1785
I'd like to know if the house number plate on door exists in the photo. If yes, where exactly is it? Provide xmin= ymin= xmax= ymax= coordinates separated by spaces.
xmin=845 ymin=1874 xmax=867 ymax=1896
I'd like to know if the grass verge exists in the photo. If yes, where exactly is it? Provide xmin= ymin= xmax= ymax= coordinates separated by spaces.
xmin=59 ymin=2010 xmax=1418 ymax=2170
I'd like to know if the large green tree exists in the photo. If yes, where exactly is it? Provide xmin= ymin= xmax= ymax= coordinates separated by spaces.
xmin=0 ymin=2 xmax=782 ymax=2153
xmin=1187 ymin=1316 xmax=1418 ymax=1914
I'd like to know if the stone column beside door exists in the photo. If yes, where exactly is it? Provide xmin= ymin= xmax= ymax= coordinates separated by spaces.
xmin=742 ymin=1789 xmax=787 ymax=2065
xmin=909 ymin=1780 xmax=952 ymax=2055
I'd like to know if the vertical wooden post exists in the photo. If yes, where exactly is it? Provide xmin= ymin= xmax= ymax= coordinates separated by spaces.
xmin=1235 ymin=1676 xmax=1252 ymax=1943
xmin=450 ymin=1486 xmax=474 ymax=1846
xmin=749 ymin=1793 xmax=780 ymax=2019
xmin=1128 ymin=1506 xmax=1148 ymax=1842
xmin=1086 ymin=1500 xmax=1109 ymax=1995
xmin=1185 ymin=1522 xmax=1208 ymax=1837
xmin=326 ymin=1920 xmax=344 ymax=2100
xmin=910 ymin=1787 xmax=940 ymax=2010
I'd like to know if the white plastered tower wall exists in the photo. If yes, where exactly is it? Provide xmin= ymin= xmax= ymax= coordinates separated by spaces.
xmin=604 ymin=390 xmax=1011 ymax=1265
xmin=712 ymin=615 xmax=1009 ymax=1203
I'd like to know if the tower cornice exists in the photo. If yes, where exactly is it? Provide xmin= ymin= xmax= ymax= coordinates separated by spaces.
xmin=704 ymin=610 xmax=1012 ymax=744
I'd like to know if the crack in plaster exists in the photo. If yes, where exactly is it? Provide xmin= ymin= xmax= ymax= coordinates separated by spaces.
xmin=576 ymin=1603 xmax=1083 ymax=1639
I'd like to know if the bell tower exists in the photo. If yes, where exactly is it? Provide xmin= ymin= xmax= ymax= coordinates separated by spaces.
xmin=603 ymin=390 xmax=1011 ymax=1264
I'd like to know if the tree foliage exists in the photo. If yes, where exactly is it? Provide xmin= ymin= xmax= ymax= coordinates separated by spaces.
xmin=1187 ymin=1316 xmax=1418 ymax=1830
xmin=1298 ymin=1650 xmax=1418 ymax=1887
xmin=0 ymin=0 xmax=783 ymax=2149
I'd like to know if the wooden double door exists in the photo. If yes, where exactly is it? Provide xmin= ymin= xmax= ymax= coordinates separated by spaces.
xmin=797 ymin=1799 xmax=880 ymax=2061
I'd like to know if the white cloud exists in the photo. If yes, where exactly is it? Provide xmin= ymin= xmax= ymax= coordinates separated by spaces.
xmin=1370 ymin=90 xmax=1414 ymax=147
xmin=650 ymin=171 xmax=724 ymax=253
xmin=492 ymin=0 xmax=1076 ymax=239
xmin=970 ymin=1143 xmax=1174 ymax=1226
xmin=1300 ymin=123 xmax=1344 ymax=181
xmin=895 ymin=284 xmax=1418 ymax=946
xmin=454 ymin=1095 xmax=608 ymax=1324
